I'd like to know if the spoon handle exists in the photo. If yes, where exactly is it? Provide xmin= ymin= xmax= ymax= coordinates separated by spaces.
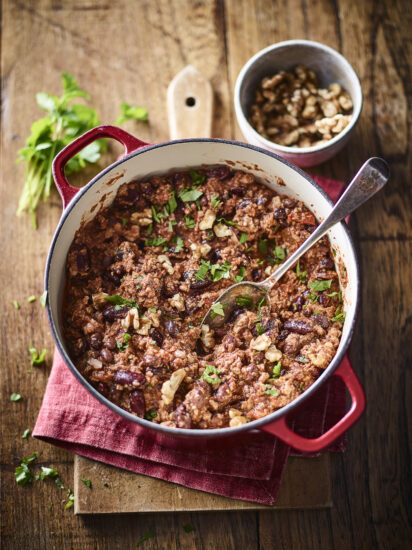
xmin=262 ymin=157 xmax=389 ymax=290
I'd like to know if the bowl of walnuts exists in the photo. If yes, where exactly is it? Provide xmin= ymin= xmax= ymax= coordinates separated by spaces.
xmin=234 ymin=40 xmax=362 ymax=167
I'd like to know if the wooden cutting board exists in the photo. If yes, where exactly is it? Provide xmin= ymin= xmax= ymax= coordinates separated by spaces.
xmin=74 ymin=454 xmax=332 ymax=514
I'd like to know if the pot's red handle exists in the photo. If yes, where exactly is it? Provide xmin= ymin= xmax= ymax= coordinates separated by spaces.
xmin=260 ymin=356 xmax=365 ymax=452
xmin=52 ymin=125 xmax=150 ymax=209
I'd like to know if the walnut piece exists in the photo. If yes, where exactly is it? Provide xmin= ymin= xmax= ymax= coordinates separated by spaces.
xmin=161 ymin=368 xmax=186 ymax=405
xmin=130 ymin=208 xmax=152 ymax=226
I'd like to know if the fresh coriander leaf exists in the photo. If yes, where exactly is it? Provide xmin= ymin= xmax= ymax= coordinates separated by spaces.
xmin=326 ymin=291 xmax=342 ymax=299
xmin=178 ymin=187 xmax=204 ymax=203
xmin=309 ymin=279 xmax=332 ymax=292
xmin=65 ymin=488 xmax=75 ymax=510
xmin=235 ymin=296 xmax=254 ymax=308
xmin=105 ymin=295 xmax=138 ymax=309
xmin=272 ymin=361 xmax=282 ymax=377
xmin=29 ymin=346 xmax=46 ymax=366
xmin=183 ymin=524 xmax=194 ymax=533
xmin=40 ymin=291 xmax=48 ymax=307
xmin=265 ymin=386 xmax=278 ymax=396
xmin=13 ymin=300 xmax=20 ymax=310
xmin=210 ymin=261 xmax=232 ymax=282
xmin=22 ymin=429 xmax=31 ymax=439
xmin=216 ymin=217 xmax=238 ymax=226
xmin=258 ymin=238 xmax=268 ymax=255
xmin=123 ymin=333 xmax=132 ymax=343
xmin=10 ymin=393 xmax=22 ymax=402
xmin=49 ymin=503 xmax=53 ymax=511
xmin=201 ymin=365 xmax=222 ymax=384
xmin=15 ymin=452 xmax=38 ymax=486
xmin=234 ymin=266 xmax=246 ymax=283
xmin=167 ymin=191 xmax=177 ymax=214
xmin=296 ymin=260 xmax=308 ymax=282
xmin=194 ymin=260 xmax=211 ymax=281
xmin=121 ymin=217 xmax=128 ymax=227
xmin=273 ymin=246 xmax=286 ymax=263
xmin=190 ymin=169 xmax=206 ymax=186
xmin=23 ymin=452 xmax=38 ymax=464
xmin=137 ymin=531 xmax=155 ymax=546
xmin=145 ymin=237 xmax=167 ymax=247
xmin=307 ymin=293 xmax=319 ymax=303
xmin=184 ymin=215 xmax=195 ymax=229
xmin=256 ymin=323 xmax=266 ymax=336
xmin=211 ymin=194 xmax=221 ymax=209
xmin=40 ymin=467 xmax=59 ymax=480
xmin=332 ymin=306 xmax=346 ymax=323
xmin=174 ymin=236 xmax=184 ymax=253
xmin=146 ymin=223 xmax=153 ymax=236
xmin=145 ymin=410 xmax=157 ymax=420
xmin=55 ymin=477 xmax=65 ymax=489
xmin=239 ymin=232 xmax=248 ymax=244
xmin=103 ymin=482 xmax=109 ymax=487
xmin=81 ymin=478 xmax=92 ymax=488
xmin=168 ymin=219 xmax=177 ymax=232
xmin=151 ymin=205 xmax=164 ymax=223
xmin=27 ymin=295 xmax=36 ymax=303
xmin=210 ymin=302 xmax=224 ymax=318
xmin=116 ymin=101 xmax=148 ymax=124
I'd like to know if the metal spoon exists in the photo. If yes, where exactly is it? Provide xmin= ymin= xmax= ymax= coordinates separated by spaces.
xmin=201 ymin=157 xmax=389 ymax=330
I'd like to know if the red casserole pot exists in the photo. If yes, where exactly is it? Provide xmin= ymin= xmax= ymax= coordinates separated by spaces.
xmin=46 ymin=125 xmax=365 ymax=453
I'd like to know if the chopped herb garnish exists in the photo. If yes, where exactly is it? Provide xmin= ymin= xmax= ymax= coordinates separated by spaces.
xmin=55 ymin=477 xmax=65 ymax=489
xmin=27 ymin=295 xmax=36 ymax=303
xmin=15 ymin=452 xmax=38 ymax=486
xmin=65 ymin=488 xmax=75 ymax=509
xmin=151 ymin=205 xmax=165 ymax=223
xmin=168 ymin=219 xmax=177 ymax=232
xmin=40 ymin=467 xmax=59 ymax=480
xmin=309 ymin=279 xmax=332 ymax=292
xmin=145 ymin=410 xmax=157 ymax=420
xmin=256 ymin=323 xmax=266 ymax=336
xmin=211 ymin=194 xmax=221 ymax=209
xmin=190 ymin=169 xmax=206 ymax=186
xmin=115 ymin=102 xmax=148 ymax=124
xmin=105 ymin=295 xmax=138 ymax=309
xmin=332 ymin=306 xmax=346 ymax=323
xmin=117 ymin=334 xmax=130 ymax=352
xmin=49 ymin=503 xmax=53 ymax=510
xmin=234 ymin=266 xmax=246 ymax=283
xmin=201 ymin=365 xmax=222 ymax=384
xmin=216 ymin=217 xmax=238 ymax=226
xmin=145 ymin=237 xmax=167 ymax=247
xmin=29 ymin=346 xmax=46 ymax=366
xmin=183 ymin=524 xmax=194 ymax=533
xmin=326 ymin=291 xmax=342 ymax=299
xmin=273 ymin=246 xmax=286 ymax=264
xmin=258 ymin=238 xmax=268 ymax=255
xmin=13 ymin=300 xmax=20 ymax=309
xmin=81 ymin=478 xmax=92 ymax=488
xmin=121 ymin=217 xmax=128 ymax=227
xmin=22 ymin=429 xmax=31 ymax=439
xmin=40 ymin=291 xmax=48 ymax=307
xmin=235 ymin=296 xmax=254 ymax=308
xmin=272 ymin=361 xmax=282 ymax=377
xmin=123 ymin=333 xmax=131 ymax=343
xmin=296 ymin=260 xmax=307 ymax=282
xmin=210 ymin=261 xmax=232 ymax=282
xmin=146 ymin=223 xmax=153 ymax=235
xmin=194 ymin=260 xmax=211 ymax=281
xmin=184 ymin=215 xmax=196 ymax=229
xmin=307 ymin=293 xmax=319 ymax=303
xmin=178 ymin=187 xmax=204 ymax=203
xmin=137 ymin=531 xmax=155 ymax=546
xmin=10 ymin=393 xmax=22 ymax=402
xmin=103 ymin=482 xmax=109 ymax=487
xmin=210 ymin=302 xmax=225 ymax=318
xmin=173 ymin=236 xmax=184 ymax=253
xmin=265 ymin=386 xmax=278 ymax=396
xmin=239 ymin=232 xmax=248 ymax=244
xmin=167 ymin=191 xmax=177 ymax=214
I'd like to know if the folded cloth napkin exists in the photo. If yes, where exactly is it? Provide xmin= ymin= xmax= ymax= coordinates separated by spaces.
xmin=33 ymin=175 xmax=349 ymax=506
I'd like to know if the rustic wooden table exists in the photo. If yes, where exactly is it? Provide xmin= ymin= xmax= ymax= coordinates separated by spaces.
xmin=1 ymin=1 xmax=411 ymax=548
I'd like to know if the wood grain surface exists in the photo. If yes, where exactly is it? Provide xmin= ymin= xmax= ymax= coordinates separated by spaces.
xmin=1 ymin=0 xmax=410 ymax=549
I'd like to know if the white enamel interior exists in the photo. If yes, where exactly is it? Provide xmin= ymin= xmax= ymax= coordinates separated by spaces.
xmin=46 ymin=139 xmax=359 ymax=432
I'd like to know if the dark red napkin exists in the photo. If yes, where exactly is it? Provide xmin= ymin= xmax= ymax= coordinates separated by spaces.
xmin=33 ymin=176 xmax=349 ymax=505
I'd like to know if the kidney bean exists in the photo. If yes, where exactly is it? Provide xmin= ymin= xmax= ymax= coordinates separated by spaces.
xmin=239 ymin=200 xmax=251 ymax=208
xmin=207 ymin=165 xmax=231 ymax=180
xmin=215 ymin=383 xmax=231 ymax=405
xmin=320 ymin=257 xmax=335 ymax=269
xmin=130 ymin=390 xmax=145 ymax=417
xmin=76 ymin=247 xmax=90 ymax=272
xmin=102 ymin=254 xmax=113 ymax=268
xmin=305 ymin=225 xmax=317 ymax=233
xmin=103 ymin=305 xmax=129 ymax=321
xmin=294 ymin=295 xmax=305 ymax=312
xmin=208 ymin=249 xmax=221 ymax=264
xmin=165 ymin=320 xmax=179 ymax=337
xmin=313 ymin=314 xmax=330 ymax=329
xmin=143 ymin=354 xmax=162 ymax=369
xmin=162 ymin=282 xmax=180 ymax=298
xmin=189 ymin=277 xmax=212 ymax=293
xmin=114 ymin=370 xmax=145 ymax=387
xmin=73 ymin=337 xmax=88 ymax=357
xmin=223 ymin=334 xmax=236 ymax=352
xmin=227 ymin=307 xmax=244 ymax=324
xmin=274 ymin=207 xmax=287 ymax=219
xmin=101 ymin=348 xmax=113 ymax=363
xmin=251 ymin=268 xmax=262 ymax=281
xmin=283 ymin=319 xmax=313 ymax=334
xmin=90 ymin=332 xmax=103 ymax=350
xmin=96 ymin=382 xmax=110 ymax=398
xmin=278 ymin=329 xmax=289 ymax=342
xmin=257 ymin=195 xmax=268 ymax=206
xmin=319 ymin=293 xmax=329 ymax=307
xmin=175 ymin=403 xmax=192 ymax=428
xmin=150 ymin=328 xmax=164 ymax=347
xmin=106 ymin=272 xmax=121 ymax=287
xmin=284 ymin=198 xmax=296 ymax=208
xmin=104 ymin=336 xmax=116 ymax=350
xmin=229 ymin=186 xmax=245 ymax=197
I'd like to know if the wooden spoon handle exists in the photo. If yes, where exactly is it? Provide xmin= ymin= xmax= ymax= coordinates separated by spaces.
xmin=167 ymin=65 xmax=213 ymax=139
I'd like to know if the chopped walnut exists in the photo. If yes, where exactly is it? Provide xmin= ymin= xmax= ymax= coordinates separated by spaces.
xmin=87 ymin=358 xmax=103 ymax=369
xmin=201 ymin=324 xmax=215 ymax=349
xmin=214 ymin=223 xmax=232 ymax=238
xmin=229 ymin=416 xmax=247 ymax=427
xmin=157 ymin=254 xmax=174 ymax=275
xmin=249 ymin=65 xmax=353 ymax=148
xmin=250 ymin=333 xmax=272 ymax=351
xmin=130 ymin=208 xmax=152 ymax=226
xmin=136 ymin=316 xmax=151 ymax=335
xmin=170 ymin=293 xmax=185 ymax=311
xmin=265 ymin=345 xmax=282 ymax=362
xmin=122 ymin=307 xmax=140 ymax=331
xmin=92 ymin=292 xmax=109 ymax=308
xmin=161 ymin=368 xmax=186 ymax=405
xmin=199 ymin=209 xmax=216 ymax=230
xmin=190 ymin=242 xmax=212 ymax=259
